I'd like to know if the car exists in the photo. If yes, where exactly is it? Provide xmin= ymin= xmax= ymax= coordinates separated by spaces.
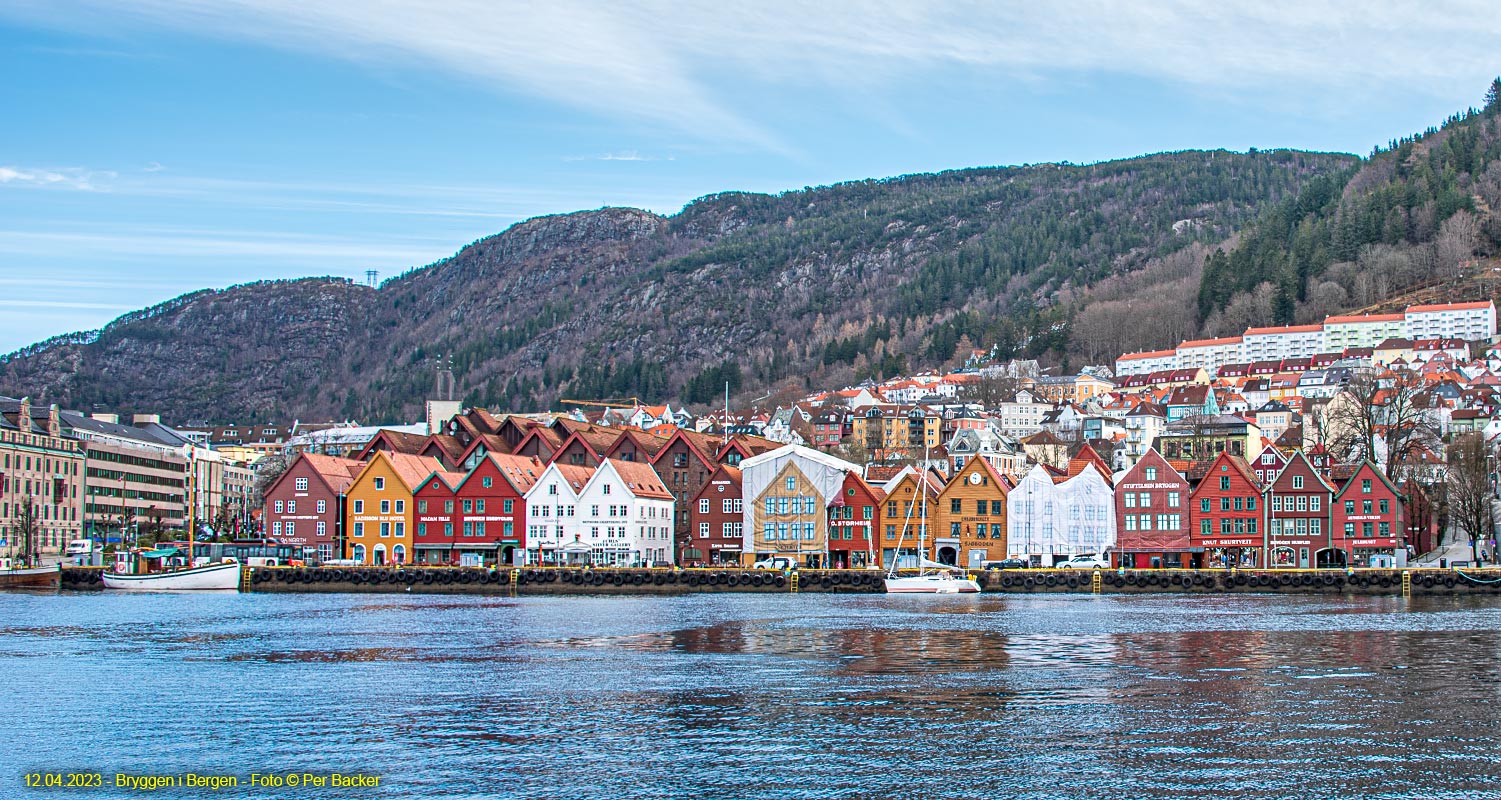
xmin=1056 ymin=553 xmax=1111 ymax=569
xmin=752 ymin=557 xmax=797 ymax=570
xmin=983 ymin=558 xmax=1028 ymax=570
xmin=64 ymin=539 xmax=95 ymax=556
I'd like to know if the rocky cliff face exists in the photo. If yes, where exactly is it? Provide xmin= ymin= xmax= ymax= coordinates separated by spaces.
xmin=0 ymin=150 xmax=1357 ymax=423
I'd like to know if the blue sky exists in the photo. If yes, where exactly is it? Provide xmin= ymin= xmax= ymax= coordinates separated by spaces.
xmin=1 ymin=1 xmax=1498 ymax=352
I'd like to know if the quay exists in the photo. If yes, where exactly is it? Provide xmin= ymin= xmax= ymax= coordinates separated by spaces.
xmin=57 ymin=565 xmax=1501 ymax=595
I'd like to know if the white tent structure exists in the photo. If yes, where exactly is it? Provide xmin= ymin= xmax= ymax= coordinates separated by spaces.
xmin=1006 ymin=464 xmax=1116 ymax=565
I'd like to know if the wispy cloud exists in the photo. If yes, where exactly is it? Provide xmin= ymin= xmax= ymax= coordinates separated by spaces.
xmin=0 ymin=228 xmax=445 ymax=264
xmin=563 ymin=151 xmax=675 ymax=163
xmin=142 ymin=161 xmax=166 ymax=172
xmin=0 ymin=299 xmax=136 ymax=311
xmin=4 ymin=1 xmax=1498 ymax=151
xmin=0 ymin=165 xmax=115 ymax=191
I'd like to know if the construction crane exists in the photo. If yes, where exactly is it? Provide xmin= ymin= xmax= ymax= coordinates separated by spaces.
xmin=560 ymin=397 xmax=642 ymax=409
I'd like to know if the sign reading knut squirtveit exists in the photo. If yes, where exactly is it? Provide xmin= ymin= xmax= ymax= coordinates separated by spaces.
xmin=1200 ymin=538 xmax=1258 ymax=547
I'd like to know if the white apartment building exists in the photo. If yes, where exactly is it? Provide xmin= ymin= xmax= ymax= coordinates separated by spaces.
xmin=1114 ymin=348 xmax=1177 ymax=377
xmin=1241 ymin=325 xmax=1325 ymax=362
xmin=1176 ymin=336 xmax=1243 ymax=375
xmin=1322 ymin=313 xmax=1406 ymax=351
xmin=1405 ymin=301 xmax=1496 ymax=342
xmin=994 ymin=397 xmax=1053 ymax=438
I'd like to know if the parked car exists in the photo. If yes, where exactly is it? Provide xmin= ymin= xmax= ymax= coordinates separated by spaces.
xmin=752 ymin=557 xmax=797 ymax=570
xmin=64 ymin=539 xmax=95 ymax=556
xmin=983 ymin=558 xmax=1028 ymax=570
xmin=1057 ymin=553 xmax=1110 ymax=569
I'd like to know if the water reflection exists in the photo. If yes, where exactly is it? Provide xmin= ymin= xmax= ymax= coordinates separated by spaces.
xmin=2 ymin=592 xmax=1501 ymax=799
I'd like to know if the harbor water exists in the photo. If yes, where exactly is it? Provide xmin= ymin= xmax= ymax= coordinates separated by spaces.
xmin=3 ymin=591 xmax=1501 ymax=798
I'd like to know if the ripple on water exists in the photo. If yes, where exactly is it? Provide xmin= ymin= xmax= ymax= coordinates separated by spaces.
xmin=2 ymin=592 xmax=1501 ymax=799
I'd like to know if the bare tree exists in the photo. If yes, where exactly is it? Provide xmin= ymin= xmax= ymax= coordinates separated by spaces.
xmin=1322 ymin=368 xmax=1440 ymax=482
xmin=1436 ymin=210 xmax=1480 ymax=280
xmin=251 ymin=451 xmax=291 ymax=509
xmin=14 ymin=497 xmax=38 ymax=565
xmin=963 ymin=374 xmax=1023 ymax=407
xmin=1446 ymin=433 xmax=1494 ymax=563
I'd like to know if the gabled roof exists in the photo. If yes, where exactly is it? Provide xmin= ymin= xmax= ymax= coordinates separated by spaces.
xmin=356 ymin=451 xmax=445 ymax=492
xmin=416 ymin=469 xmax=467 ymax=492
xmin=354 ymin=429 xmax=431 ymax=461
xmin=285 ymin=452 xmax=363 ymax=495
xmin=456 ymin=453 xmax=544 ymax=494
xmin=603 ymin=459 xmax=674 ymax=500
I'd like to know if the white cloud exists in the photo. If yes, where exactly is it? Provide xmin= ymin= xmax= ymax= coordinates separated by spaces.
xmin=6 ymin=1 xmax=1500 ymax=151
xmin=0 ymin=165 xmax=115 ymax=191
xmin=0 ymin=228 xmax=445 ymax=264
xmin=563 ymin=151 xmax=674 ymax=163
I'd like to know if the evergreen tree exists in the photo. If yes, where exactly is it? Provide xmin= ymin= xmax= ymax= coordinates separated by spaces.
xmin=1486 ymin=77 xmax=1501 ymax=114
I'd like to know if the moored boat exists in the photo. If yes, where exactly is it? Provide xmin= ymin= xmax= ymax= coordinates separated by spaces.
xmin=884 ymin=570 xmax=981 ymax=594
xmin=0 ymin=559 xmax=61 ymax=589
xmin=103 ymin=547 xmax=241 ymax=591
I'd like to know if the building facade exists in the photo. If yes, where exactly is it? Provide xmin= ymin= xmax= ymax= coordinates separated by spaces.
xmin=262 ymin=452 xmax=359 ymax=562
xmin=0 ymin=398 xmax=86 ymax=556
xmin=1113 ymin=449 xmax=1191 ymax=569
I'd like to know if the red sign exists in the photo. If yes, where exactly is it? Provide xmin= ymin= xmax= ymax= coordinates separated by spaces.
xmin=1201 ymin=538 xmax=1258 ymax=546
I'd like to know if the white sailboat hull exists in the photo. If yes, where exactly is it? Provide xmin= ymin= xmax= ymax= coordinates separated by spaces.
xmin=102 ymin=561 xmax=241 ymax=591
xmin=884 ymin=573 xmax=982 ymax=594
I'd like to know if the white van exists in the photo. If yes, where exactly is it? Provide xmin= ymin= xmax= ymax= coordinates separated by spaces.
xmin=64 ymin=539 xmax=95 ymax=556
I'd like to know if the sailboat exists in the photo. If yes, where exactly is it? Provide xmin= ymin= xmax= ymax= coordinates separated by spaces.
xmin=884 ymin=456 xmax=981 ymax=594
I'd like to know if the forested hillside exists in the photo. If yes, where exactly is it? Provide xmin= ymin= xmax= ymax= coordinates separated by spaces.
xmin=0 ymin=146 xmax=1350 ymax=422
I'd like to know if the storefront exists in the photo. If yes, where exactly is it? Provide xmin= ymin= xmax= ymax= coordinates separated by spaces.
xmin=1200 ymin=537 xmax=1261 ymax=568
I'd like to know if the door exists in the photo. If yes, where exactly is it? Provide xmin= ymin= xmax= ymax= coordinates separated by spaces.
xmin=1299 ymin=547 xmax=1309 ymax=569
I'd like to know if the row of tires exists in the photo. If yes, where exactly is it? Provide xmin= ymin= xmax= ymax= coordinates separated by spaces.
xmin=60 ymin=567 xmax=103 ymax=587
xmin=252 ymin=568 xmax=886 ymax=591
xmin=990 ymin=570 xmax=1474 ymax=591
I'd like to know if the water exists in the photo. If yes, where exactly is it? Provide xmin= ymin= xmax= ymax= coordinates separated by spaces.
xmin=4 ymin=592 xmax=1501 ymax=799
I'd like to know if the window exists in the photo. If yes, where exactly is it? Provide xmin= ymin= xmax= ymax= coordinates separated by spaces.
xmin=1220 ymin=497 xmax=1230 ymax=511
xmin=951 ymin=498 xmax=963 ymax=513
xmin=294 ymin=477 xmax=308 ymax=492
xmin=504 ymin=499 xmax=513 ymax=514
xmin=1247 ymin=497 xmax=1255 ymax=510
xmin=380 ymin=522 xmax=391 ymax=538
xmin=1168 ymin=492 xmax=1180 ymax=508
xmin=1379 ymin=522 xmax=1390 ymax=537
xmin=1379 ymin=499 xmax=1389 ymax=514
xmin=603 ymin=484 xmax=612 ymax=496
xmin=1345 ymin=500 xmax=1355 ymax=514
xmin=1144 ymin=467 xmax=1157 ymax=481
xmin=316 ymin=521 xmax=326 ymax=538
xmin=475 ymin=499 xmax=484 ymax=513
xmin=1125 ymin=493 xmax=1136 ymax=508
xmin=418 ymin=501 xmax=428 ymax=514
xmin=444 ymin=522 xmax=453 ymax=537
xmin=1125 ymin=515 xmax=1137 ymax=531
xmin=463 ymin=499 xmax=474 ymax=514
xmin=353 ymin=522 xmax=364 ymax=537
xmin=991 ymin=500 xmax=1003 ymax=515
xmin=444 ymin=500 xmax=454 ymax=513
xmin=380 ymin=500 xmax=390 ymax=514
xmin=353 ymin=500 xmax=364 ymax=514
xmin=274 ymin=500 xmax=284 ymax=514
xmin=1362 ymin=500 xmax=1373 ymax=514
xmin=1362 ymin=479 xmax=1372 ymax=494
xmin=418 ymin=523 xmax=427 ymax=536
xmin=766 ymin=497 xmax=776 ymax=515
xmin=482 ymin=477 xmax=493 ymax=489
xmin=395 ymin=522 xmax=404 ymax=537
xmin=317 ymin=500 xmax=326 ymax=514
xmin=785 ymin=476 xmax=796 ymax=491
xmin=699 ymin=498 xmax=710 ymax=514
xmin=1273 ymin=496 xmax=1283 ymax=512
xmin=374 ymin=477 xmax=385 ymax=490
xmin=1233 ymin=497 xmax=1242 ymax=511
xmin=1310 ymin=496 xmax=1320 ymax=512
xmin=1200 ymin=498 xmax=1210 ymax=513
xmin=272 ymin=522 xmax=282 ymax=536
xmin=1219 ymin=477 xmax=1230 ymax=490
xmin=1292 ymin=475 xmax=1304 ymax=489
xmin=1200 ymin=519 xmax=1211 ymax=535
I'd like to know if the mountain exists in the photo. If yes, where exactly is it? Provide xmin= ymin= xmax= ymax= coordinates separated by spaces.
xmin=1 ymin=149 xmax=1359 ymax=423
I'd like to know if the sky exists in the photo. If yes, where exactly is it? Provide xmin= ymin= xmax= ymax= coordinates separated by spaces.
xmin=1 ymin=1 xmax=1498 ymax=353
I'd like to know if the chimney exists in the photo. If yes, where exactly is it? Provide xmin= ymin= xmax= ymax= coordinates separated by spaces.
xmin=91 ymin=413 xmax=120 ymax=424
xmin=132 ymin=414 xmax=161 ymax=426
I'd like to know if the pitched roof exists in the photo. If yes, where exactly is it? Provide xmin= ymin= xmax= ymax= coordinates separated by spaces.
xmin=296 ymin=453 xmax=363 ymax=494
xmin=608 ymin=459 xmax=674 ymax=500
xmin=1408 ymin=301 xmax=1494 ymax=313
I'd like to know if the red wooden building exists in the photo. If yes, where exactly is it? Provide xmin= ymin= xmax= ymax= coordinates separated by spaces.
xmin=263 ymin=452 xmax=362 ymax=563
xmin=452 ymin=453 xmax=542 ymax=565
xmin=1264 ymin=451 xmax=1335 ymax=568
xmin=686 ymin=464 xmax=744 ymax=566
xmin=1113 ymin=448 xmax=1192 ymax=569
xmin=1332 ymin=462 xmax=1405 ymax=567
xmin=412 ymin=469 xmax=464 ymax=565
xmin=1189 ymin=453 xmax=1263 ymax=568
xmin=828 ymin=471 xmax=884 ymax=569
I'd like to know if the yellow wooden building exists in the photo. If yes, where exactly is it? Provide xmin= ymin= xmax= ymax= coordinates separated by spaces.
xmin=344 ymin=451 xmax=444 ymax=565
xmin=934 ymin=456 xmax=1009 ymax=569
